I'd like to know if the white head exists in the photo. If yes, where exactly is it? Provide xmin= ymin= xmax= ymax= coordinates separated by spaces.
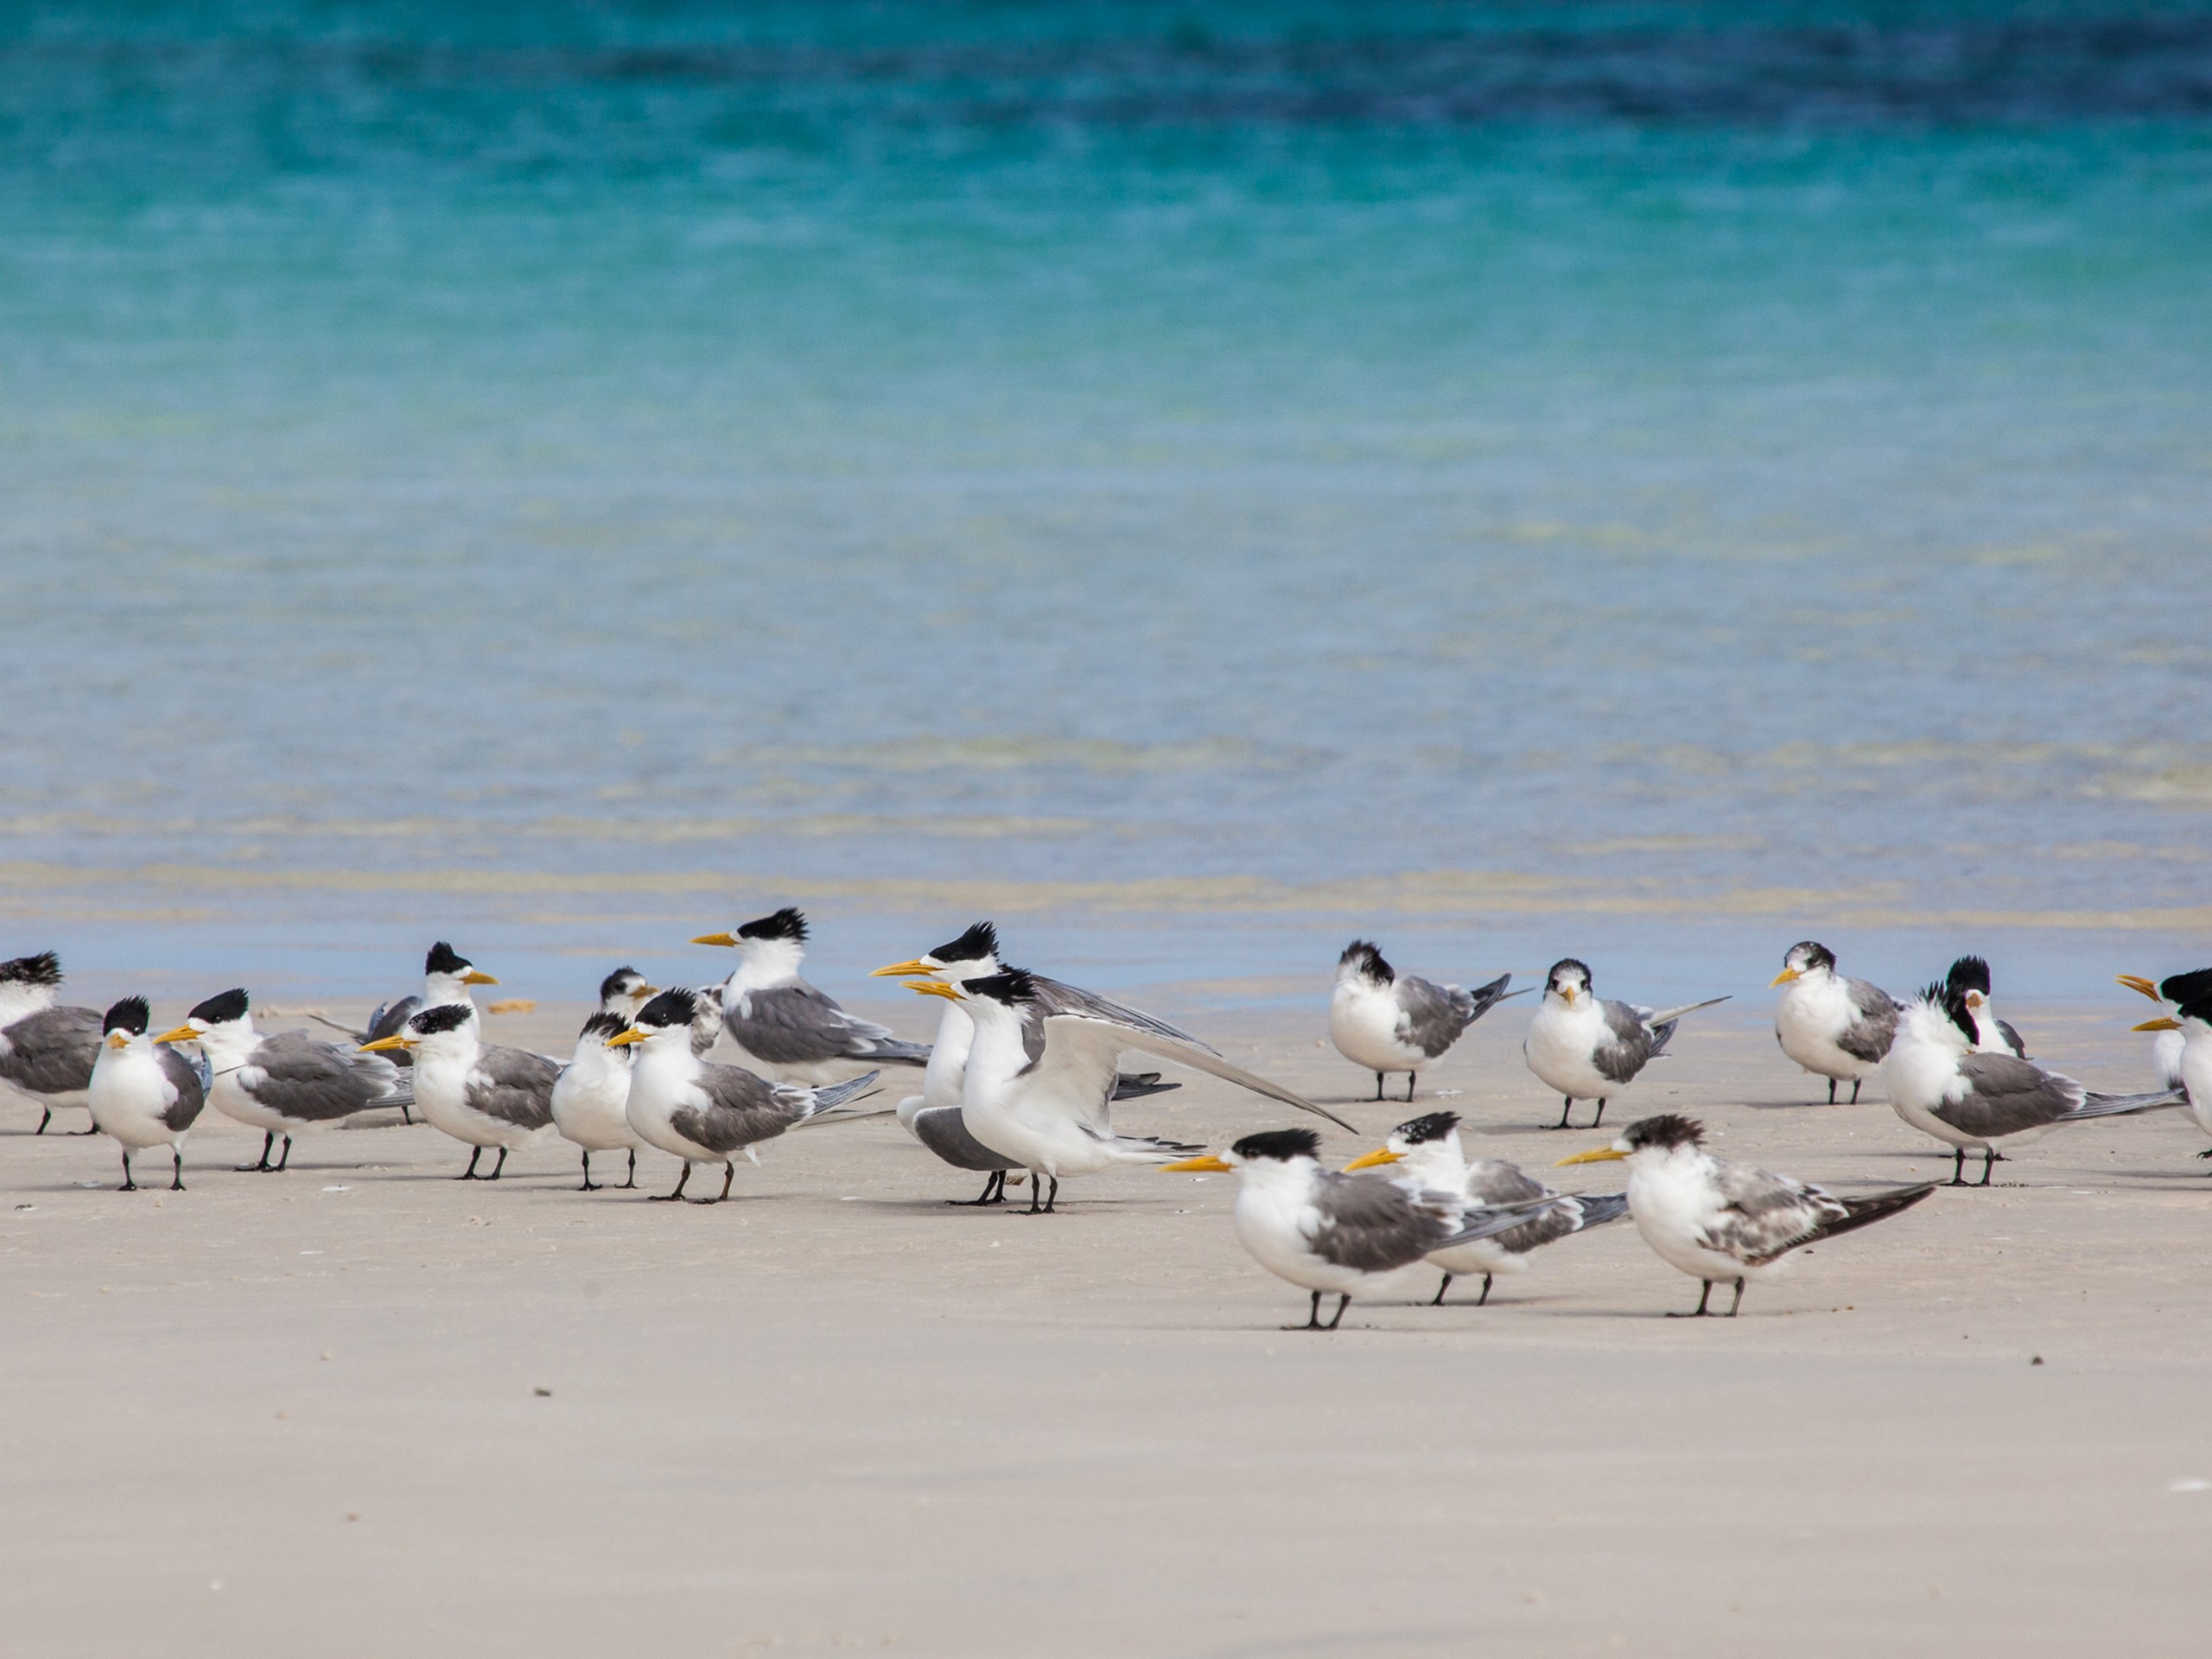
xmin=1335 ymin=940 xmax=1395 ymax=989
xmin=1557 ymin=1111 xmax=1708 ymax=1173
xmin=570 ymin=1010 xmax=634 ymax=1065
xmin=606 ymin=988 xmax=701 ymax=1058
xmin=871 ymin=920 xmax=1003 ymax=988
xmin=1770 ymin=940 xmax=1837 ymax=989
xmin=1160 ymin=1128 xmax=1325 ymax=1194
xmin=1897 ymin=983 xmax=1977 ymax=1058
xmin=597 ymin=967 xmax=658 ymax=1020
xmin=155 ymin=987 xmax=255 ymax=1064
xmin=362 ymin=1000 xmax=479 ymax=1065
xmin=691 ymin=907 xmax=808 ymax=982
xmin=1544 ymin=958 xmax=1594 ymax=1009
xmin=0 ymin=950 xmax=63 ymax=1027
xmin=99 ymin=995 xmax=157 ymax=1066
xmin=423 ymin=941 xmax=498 ymax=1007
xmin=1343 ymin=1110 xmax=1465 ymax=1183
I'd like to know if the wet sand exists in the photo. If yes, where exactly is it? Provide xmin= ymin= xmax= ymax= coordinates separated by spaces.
xmin=4 ymin=991 xmax=2210 ymax=1656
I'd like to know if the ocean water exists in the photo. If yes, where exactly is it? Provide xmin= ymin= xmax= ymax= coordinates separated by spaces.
xmin=3 ymin=2 xmax=2211 ymax=1006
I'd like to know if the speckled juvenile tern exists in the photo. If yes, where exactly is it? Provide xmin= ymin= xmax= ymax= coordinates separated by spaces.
xmin=691 ymin=908 xmax=929 ymax=1084
xmin=0 ymin=950 xmax=103 ymax=1135
xmin=1329 ymin=940 xmax=1517 ymax=1103
xmin=1522 ymin=959 xmax=1729 ymax=1130
xmin=1770 ymin=941 xmax=1899 ymax=1104
xmin=88 ymin=996 xmax=207 ymax=1192
xmin=361 ymin=1001 xmax=557 ymax=1179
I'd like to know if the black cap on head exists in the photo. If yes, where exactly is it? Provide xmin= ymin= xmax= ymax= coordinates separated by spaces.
xmin=425 ymin=941 xmax=472 ymax=976
xmin=736 ymin=908 xmax=807 ymax=944
xmin=1922 ymin=982 xmax=1977 ymax=1044
xmin=579 ymin=1011 xmax=630 ymax=1042
xmin=1547 ymin=958 xmax=1592 ymax=991
xmin=1393 ymin=1111 xmax=1460 ymax=1144
xmin=409 ymin=1002 xmax=474 ymax=1037
xmin=965 ymin=968 xmax=1038 ymax=1007
xmin=598 ymin=966 xmax=643 ymax=1001
xmin=187 ymin=988 xmax=250 ymax=1027
xmin=2160 ymin=968 xmax=2212 ymax=1021
xmin=1784 ymin=941 xmax=1836 ymax=973
xmin=1945 ymin=956 xmax=1993 ymax=995
xmin=1230 ymin=1128 xmax=1321 ymax=1163
xmin=930 ymin=921 xmax=999 ymax=965
xmin=1339 ymin=940 xmax=1393 ymax=982
xmin=638 ymin=987 xmax=700 ymax=1029
xmin=104 ymin=996 xmax=150 ymax=1036
xmin=1620 ymin=1114 xmax=1703 ymax=1152
xmin=0 ymin=950 xmax=62 ymax=988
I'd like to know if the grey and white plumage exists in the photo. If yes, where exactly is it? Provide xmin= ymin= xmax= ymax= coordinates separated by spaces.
xmin=1522 ymin=958 xmax=1729 ymax=1131
xmin=1559 ymin=1114 xmax=1933 ymax=1316
xmin=614 ymin=988 xmax=881 ymax=1204
xmin=1882 ymin=982 xmax=2181 ymax=1185
xmin=692 ymin=908 xmax=930 ymax=1084
xmin=0 ymin=950 xmax=103 ymax=1134
xmin=597 ymin=967 xmax=658 ymax=1021
xmin=1328 ymin=940 xmax=1515 ymax=1103
xmin=550 ymin=1011 xmax=643 ymax=1191
xmin=1944 ymin=955 xmax=2026 ymax=1058
xmin=1770 ymin=940 xmax=1900 ymax=1104
xmin=87 ymin=996 xmax=207 ymax=1191
xmin=302 ymin=942 xmax=497 ymax=1125
xmin=361 ymin=1001 xmax=556 ymax=1179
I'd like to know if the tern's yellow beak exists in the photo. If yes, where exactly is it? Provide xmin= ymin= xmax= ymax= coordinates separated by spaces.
xmin=633 ymin=983 xmax=659 ymax=997
xmin=1343 ymin=1147 xmax=1401 ymax=1172
xmin=1160 ymin=1154 xmax=1231 ymax=1173
xmin=2134 ymin=1016 xmax=2182 ymax=1033
xmin=605 ymin=1027 xmax=646 ymax=1046
xmin=2116 ymin=974 xmax=2161 ymax=1001
xmin=153 ymin=1024 xmax=200 ymax=1046
xmin=359 ymin=1034 xmax=414 ymax=1053
xmin=872 ymin=958 xmax=932 ymax=979
xmin=691 ymin=931 xmax=738 ymax=947
xmin=462 ymin=969 xmax=499 ymax=986
xmin=1770 ymin=967 xmax=1802 ymax=987
xmin=908 ymin=979 xmax=961 ymax=1001
xmin=1559 ymin=985 xmax=1578 ymax=1005
xmin=105 ymin=1031 xmax=130 ymax=1049
xmin=1555 ymin=1145 xmax=1627 ymax=1166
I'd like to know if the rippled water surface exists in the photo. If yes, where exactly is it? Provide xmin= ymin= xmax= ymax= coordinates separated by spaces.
xmin=4 ymin=2 xmax=2210 ymax=997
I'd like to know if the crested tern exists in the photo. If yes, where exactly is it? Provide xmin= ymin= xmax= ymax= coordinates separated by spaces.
xmin=610 ymin=988 xmax=880 ymax=1203
xmin=1522 ymin=959 xmax=1729 ymax=1130
xmin=692 ymin=908 xmax=930 ymax=1084
xmin=361 ymin=1001 xmax=556 ymax=1179
xmin=87 ymin=996 xmax=207 ymax=1192
xmin=1944 ymin=956 xmax=2026 ymax=1057
xmin=1328 ymin=940 xmax=1516 ymax=1103
xmin=154 ymin=988 xmax=412 ymax=1172
xmin=1344 ymin=1111 xmax=1627 ymax=1305
xmin=1884 ymin=982 xmax=2181 ymax=1185
xmin=550 ymin=1012 xmax=642 ymax=1191
xmin=1770 ymin=940 xmax=1899 ymax=1103
xmin=598 ymin=967 xmax=658 ymax=1021
xmin=302 ymin=941 xmax=499 ymax=1122
xmin=914 ymin=968 xmax=1354 ymax=1214
xmin=1560 ymin=1114 xmax=1933 ymax=1316
xmin=1163 ymin=1129 xmax=1555 ymax=1330
xmin=2124 ymin=969 xmax=2212 ymax=1160
xmin=0 ymin=950 xmax=103 ymax=1135
xmin=2115 ymin=973 xmax=2188 ymax=1099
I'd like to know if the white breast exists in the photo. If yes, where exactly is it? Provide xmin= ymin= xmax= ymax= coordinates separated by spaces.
xmin=1329 ymin=980 xmax=1419 ymax=1073
xmin=1773 ymin=975 xmax=1872 ymax=1081
xmin=1523 ymin=1001 xmax=1615 ymax=1100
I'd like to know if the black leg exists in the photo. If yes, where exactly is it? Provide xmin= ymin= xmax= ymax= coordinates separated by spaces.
xmin=580 ymin=1150 xmax=600 ymax=1192
xmin=1041 ymin=1175 xmax=1059 ymax=1214
xmin=687 ymin=1160 xmax=734 ymax=1205
xmin=1404 ymin=1071 xmax=1416 ymax=1103
xmin=238 ymin=1130 xmax=274 ymax=1173
xmin=951 ymin=1170 xmax=1006 ymax=1206
xmin=1294 ymin=1289 xmax=1324 ymax=1331
xmin=1324 ymin=1294 xmax=1351 ymax=1332
xmin=36 ymin=1105 xmax=50 ymax=1135
xmin=1827 ymin=1077 xmax=1837 ymax=1105
xmin=1979 ymin=1147 xmax=1995 ymax=1186
xmin=1555 ymin=1096 xmax=1575 ymax=1130
xmin=274 ymin=1135 xmax=292 ymax=1173
xmin=1948 ymin=1147 xmax=1967 ymax=1186
xmin=623 ymin=1147 xmax=637 ymax=1188
xmin=457 ymin=1146 xmax=483 ymax=1180
xmin=1669 ymin=1281 xmax=1713 ymax=1318
xmin=1849 ymin=1079 xmax=1862 ymax=1105
xmin=1430 ymin=1273 xmax=1452 ymax=1306
xmin=400 ymin=1103 xmax=414 ymax=1125
xmin=1373 ymin=1073 xmax=1385 ymax=1102
xmin=119 ymin=1147 xmax=137 ymax=1192
xmin=486 ymin=1147 xmax=508 ymax=1181
xmin=1592 ymin=1098 xmax=1606 ymax=1128
xmin=651 ymin=1163 xmax=692 ymax=1202
xmin=170 ymin=1147 xmax=186 ymax=1192
xmin=1478 ymin=1273 xmax=1493 ymax=1307
xmin=1726 ymin=1277 xmax=1745 ymax=1317
xmin=1026 ymin=1172 xmax=1046 ymax=1214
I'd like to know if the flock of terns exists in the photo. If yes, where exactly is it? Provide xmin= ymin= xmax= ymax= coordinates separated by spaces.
xmin=3 ymin=911 xmax=2205 ymax=1328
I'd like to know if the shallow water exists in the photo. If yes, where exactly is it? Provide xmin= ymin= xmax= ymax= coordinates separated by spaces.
xmin=4 ymin=3 xmax=2210 ymax=1002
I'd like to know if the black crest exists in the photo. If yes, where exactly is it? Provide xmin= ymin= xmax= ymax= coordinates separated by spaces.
xmin=1230 ymin=1128 xmax=1321 ymax=1163
xmin=187 ymin=988 xmax=251 ymax=1027
xmin=965 ymin=968 xmax=1039 ymax=1007
xmin=736 ymin=908 xmax=808 ymax=944
xmin=579 ymin=1011 xmax=630 ymax=1042
xmin=638 ymin=987 xmax=700 ymax=1029
xmin=598 ymin=966 xmax=643 ymax=1001
xmin=0 ymin=950 xmax=62 ymax=988
xmin=409 ymin=1002 xmax=475 ymax=1037
xmin=1923 ymin=982 xmax=1978 ymax=1044
xmin=425 ymin=941 xmax=473 ymax=976
xmin=1339 ymin=939 xmax=1394 ymax=983
xmin=1547 ymin=958 xmax=1592 ymax=993
xmin=930 ymin=921 xmax=999 ymax=965
xmin=1620 ymin=1114 xmax=1704 ymax=1152
xmin=2161 ymin=968 xmax=2212 ymax=1021
xmin=1394 ymin=1111 xmax=1460 ymax=1144
xmin=1944 ymin=956 xmax=1993 ymax=995
xmin=1784 ymin=941 xmax=1836 ymax=973
xmin=104 ymin=995 xmax=150 ymax=1036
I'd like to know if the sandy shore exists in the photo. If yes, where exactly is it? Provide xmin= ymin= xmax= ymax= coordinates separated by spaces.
xmin=4 ymin=989 xmax=2210 ymax=1656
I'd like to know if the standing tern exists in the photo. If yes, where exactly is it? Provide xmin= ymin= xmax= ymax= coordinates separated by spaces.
xmin=1944 ymin=956 xmax=2026 ymax=1058
xmin=691 ymin=908 xmax=930 ymax=1084
xmin=1162 ymin=1129 xmax=1558 ymax=1331
xmin=87 ymin=997 xmax=207 ymax=1192
xmin=1770 ymin=941 xmax=1899 ymax=1103
xmin=598 ymin=967 xmax=658 ymax=1021
xmin=2123 ymin=968 xmax=2212 ymax=1160
xmin=1343 ymin=1111 xmax=1627 ymax=1305
xmin=302 ymin=941 xmax=499 ymax=1122
xmin=0 ymin=950 xmax=102 ymax=1135
xmin=1522 ymin=959 xmax=1729 ymax=1131
xmin=1328 ymin=940 xmax=1516 ymax=1103
xmin=550 ymin=1012 xmax=642 ymax=1191
xmin=154 ymin=988 xmax=412 ymax=1172
xmin=2116 ymin=972 xmax=2190 ymax=1101
xmin=610 ymin=988 xmax=881 ymax=1204
xmin=1883 ymin=982 xmax=2181 ymax=1185
xmin=912 ymin=969 xmax=1354 ymax=1214
xmin=361 ymin=1002 xmax=556 ymax=1179
xmin=1560 ymin=1114 xmax=1933 ymax=1316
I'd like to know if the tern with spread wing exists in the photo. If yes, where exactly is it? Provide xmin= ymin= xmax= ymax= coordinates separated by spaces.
xmin=1770 ymin=940 xmax=1899 ymax=1104
xmin=691 ymin=908 xmax=929 ymax=1084
xmin=0 ymin=950 xmax=102 ymax=1135
xmin=1329 ymin=940 xmax=1516 ymax=1103
xmin=361 ymin=1001 xmax=557 ymax=1179
xmin=1523 ymin=959 xmax=1729 ymax=1131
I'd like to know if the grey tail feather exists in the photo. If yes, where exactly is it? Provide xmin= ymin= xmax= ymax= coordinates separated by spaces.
xmin=1437 ymin=1194 xmax=1571 ymax=1250
xmin=1567 ymin=1192 xmax=1630 ymax=1229
xmin=1647 ymin=995 xmax=1732 ymax=1027
xmin=1784 ymin=1183 xmax=1934 ymax=1256
xmin=806 ymin=1071 xmax=882 ymax=1115
xmin=385 ymin=1080 xmax=416 ymax=1111
xmin=1124 ymin=1134 xmax=1206 ymax=1158
xmin=1645 ymin=1019 xmax=1680 ymax=1058
xmin=1461 ymin=971 xmax=1514 ymax=1022
xmin=1110 ymin=1074 xmax=1181 ymax=1101
xmin=861 ymin=1038 xmax=932 ymax=1066
xmin=2072 ymin=1088 xmax=2186 ymax=1120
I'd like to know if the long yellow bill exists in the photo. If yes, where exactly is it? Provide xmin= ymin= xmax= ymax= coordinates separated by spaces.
xmin=153 ymin=1024 xmax=200 ymax=1046
xmin=359 ymin=1034 xmax=413 ymax=1053
xmin=1556 ymin=1146 xmax=1627 ymax=1166
xmin=1343 ymin=1147 xmax=1400 ymax=1172
xmin=872 ymin=958 xmax=931 ymax=978
xmin=909 ymin=980 xmax=961 ymax=1001
xmin=2115 ymin=974 xmax=2161 ymax=1001
xmin=462 ymin=969 xmax=499 ymax=986
xmin=105 ymin=1031 xmax=130 ymax=1049
xmin=605 ymin=1027 xmax=645 ymax=1046
xmin=1160 ymin=1154 xmax=1230 ymax=1173
xmin=691 ymin=931 xmax=738 ymax=947
xmin=1770 ymin=967 xmax=1802 ymax=987
xmin=2135 ymin=1016 xmax=2182 ymax=1033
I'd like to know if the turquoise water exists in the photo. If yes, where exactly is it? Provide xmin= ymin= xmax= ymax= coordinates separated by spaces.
xmin=5 ymin=3 xmax=2212 ymax=1000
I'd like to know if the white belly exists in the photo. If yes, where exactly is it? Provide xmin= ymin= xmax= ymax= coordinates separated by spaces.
xmin=1523 ymin=1007 xmax=1618 ymax=1101
xmin=1329 ymin=984 xmax=1421 ymax=1074
xmin=209 ymin=1073 xmax=297 ymax=1135
xmin=1774 ymin=983 xmax=1874 ymax=1082
xmin=551 ymin=1073 xmax=639 ymax=1152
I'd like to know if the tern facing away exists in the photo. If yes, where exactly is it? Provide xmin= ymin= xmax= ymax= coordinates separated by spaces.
xmin=155 ymin=988 xmax=412 ymax=1172
xmin=0 ymin=950 xmax=102 ymax=1135
xmin=913 ymin=968 xmax=1355 ymax=1214
xmin=1344 ymin=1111 xmax=1628 ymax=1305
xmin=1883 ymin=982 xmax=2181 ymax=1185
xmin=2124 ymin=968 xmax=2212 ymax=1160
xmin=611 ymin=988 xmax=880 ymax=1203
xmin=1328 ymin=940 xmax=1516 ymax=1103
xmin=88 ymin=997 xmax=208 ymax=1192
xmin=1163 ymin=1128 xmax=1561 ymax=1330
xmin=1560 ymin=1114 xmax=1933 ymax=1317
xmin=1522 ymin=959 xmax=1730 ymax=1131
xmin=550 ymin=1012 xmax=643 ymax=1191
xmin=692 ymin=908 xmax=930 ymax=1084
xmin=1770 ymin=941 xmax=1899 ymax=1104
xmin=362 ymin=1002 xmax=558 ymax=1179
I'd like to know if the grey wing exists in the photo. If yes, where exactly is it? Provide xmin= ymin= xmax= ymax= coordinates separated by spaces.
xmin=1395 ymin=976 xmax=1473 ymax=1059
xmin=365 ymin=997 xmax=418 ymax=1045
xmin=156 ymin=1046 xmax=207 ymax=1131
xmin=911 ymin=1104 xmax=1020 ymax=1172
xmin=1592 ymin=1001 xmax=1658 ymax=1085
xmin=1040 ymin=1014 xmax=1357 ymax=1132
xmin=1996 ymin=1018 xmax=2028 ymax=1058
xmin=733 ymin=983 xmax=929 ymax=1067
xmin=249 ymin=1032 xmax=400 ymax=1122
xmin=0 ymin=1006 xmax=102 ymax=1095
xmin=1461 ymin=1159 xmax=1581 ymax=1253
xmin=671 ymin=1063 xmax=799 ymax=1154
xmin=1837 ymin=978 xmax=1901 ymax=1064
xmin=467 ymin=1046 xmax=558 ymax=1129
xmin=1309 ymin=1171 xmax=1455 ymax=1272
xmin=1941 ymin=1055 xmax=2083 ymax=1137
xmin=1705 ymin=1160 xmax=1846 ymax=1264
xmin=1028 ymin=975 xmax=1218 ymax=1055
